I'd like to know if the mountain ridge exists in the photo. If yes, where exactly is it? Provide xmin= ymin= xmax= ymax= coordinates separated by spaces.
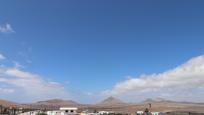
xmin=1 ymin=97 xmax=204 ymax=112
xmin=0 ymin=99 xmax=19 ymax=107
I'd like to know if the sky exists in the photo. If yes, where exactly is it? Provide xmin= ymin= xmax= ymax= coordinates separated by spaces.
xmin=0 ymin=0 xmax=204 ymax=103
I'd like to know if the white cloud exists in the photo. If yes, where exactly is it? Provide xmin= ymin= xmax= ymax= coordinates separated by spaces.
xmin=0 ymin=23 xmax=15 ymax=33
xmin=103 ymin=55 xmax=204 ymax=102
xmin=0 ymin=88 xmax=14 ymax=93
xmin=0 ymin=65 xmax=69 ymax=102
xmin=0 ymin=52 xmax=70 ymax=102
xmin=0 ymin=54 xmax=6 ymax=60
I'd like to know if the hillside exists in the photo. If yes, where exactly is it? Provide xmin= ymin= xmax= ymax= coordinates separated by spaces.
xmin=0 ymin=99 xmax=18 ymax=107
xmin=35 ymin=99 xmax=79 ymax=106
xmin=1 ymin=98 xmax=204 ymax=113
xmin=20 ymin=99 xmax=81 ymax=109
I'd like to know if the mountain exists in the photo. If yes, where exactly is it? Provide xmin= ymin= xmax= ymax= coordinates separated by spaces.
xmin=0 ymin=99 xmax=18 ymax=107
xmin=20 ymin=99 xmax=81 ymax=109
xmin=142 ymin=97 xmax=174 ymax=103
xmin=34 ymin=99 xmax=80 ymax=106
xmin=96 ymin=96 xmax=127 ymax=106
xmin=1 ymin=98 xmax=204 ymax=113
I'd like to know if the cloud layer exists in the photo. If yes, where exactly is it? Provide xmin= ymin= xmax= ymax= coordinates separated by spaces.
xmin=1 ymin=53 xmax=204 ymax=103
xmin=0 ymin=23 xmax=15 ymax=33
xmin=0 ymin=53 xmax=69 ymax=102
xmin=103 ymin=55 xmax=204 ymax=102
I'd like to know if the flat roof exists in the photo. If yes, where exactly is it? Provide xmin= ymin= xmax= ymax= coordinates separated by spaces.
xmin=60 ymin=107 xmax=78 ymax=110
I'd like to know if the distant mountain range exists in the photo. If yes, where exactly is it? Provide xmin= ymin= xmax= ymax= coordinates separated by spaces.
xmin=36 ymin=99 xmax=79 ymax=106
xmin=141 ymin=97 xmax=175 ymax=103
xmin=1 ymin=97 xmax=204 ymax=112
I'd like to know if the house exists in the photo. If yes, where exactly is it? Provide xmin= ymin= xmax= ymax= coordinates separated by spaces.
xmin=60 ymin=107 xmax=78 ymax=114
xmin=47 ymin=107 xmax=78 ymax=115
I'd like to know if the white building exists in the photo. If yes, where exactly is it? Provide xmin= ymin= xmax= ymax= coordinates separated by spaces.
xmin=47 ymin=107 xmax=78 ymax=115
xmin=136 ymin=111 xmax=144 ymax=115
xmin=98 ymin=111 xmax=113 ymax=115
xmin=18 ymin=110 xmax=42 ymax=115
xmin=151 ymin=112 xmax=160 ymax=115
xmin=60 ymin=107 xmax=78 ymax=114
xmin=47 ymin=110 xmax=62 ymax=115
xmin=80 ymin=109 xmax=99 ymax=115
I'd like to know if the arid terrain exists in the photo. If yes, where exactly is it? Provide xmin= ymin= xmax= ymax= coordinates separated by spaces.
xmin=1 ymin=97 xmax=204 ymax=113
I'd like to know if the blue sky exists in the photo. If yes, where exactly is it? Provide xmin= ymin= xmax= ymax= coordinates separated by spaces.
xmin=1 ymin=1 xmax=204 ymax=103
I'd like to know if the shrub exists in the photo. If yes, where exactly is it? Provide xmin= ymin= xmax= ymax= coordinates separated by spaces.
xmin=36 ymin=113 xmax=47 ymax=115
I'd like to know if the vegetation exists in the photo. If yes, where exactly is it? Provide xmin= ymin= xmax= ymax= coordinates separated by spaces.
xmin=36 ymin=113 xmax=47 ymax=115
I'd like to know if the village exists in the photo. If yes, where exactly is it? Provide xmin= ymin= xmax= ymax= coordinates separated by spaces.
xmin=1 ymin=101 xmax=204 ymax=115
xmin=1 ymin=105 xmax=204 ymax=115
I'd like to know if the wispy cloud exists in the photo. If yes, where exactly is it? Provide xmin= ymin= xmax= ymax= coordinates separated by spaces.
xmin=0 ymin=52 xmax=70 ymax=102
xmin=0 ymin=53 xmax=6 ymax=60
xmin=103 ymin=55 xmax=204 ymax=102
xmin=0 ymin=23 xmax=15 ymax=33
